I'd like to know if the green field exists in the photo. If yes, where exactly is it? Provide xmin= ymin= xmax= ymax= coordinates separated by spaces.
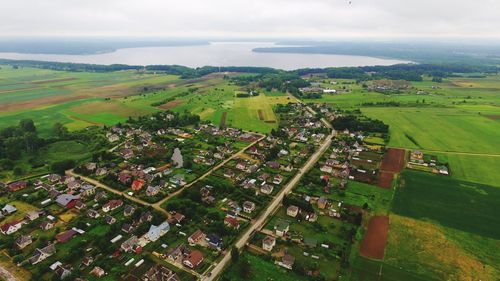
xmin=392 ymin=170 xmax=500 ymax=239
xmin=362 ymin=107 xmax=500 ymax=154
xmin=384 ymin=214 xmax=499 ymax=281
xmin=221 ymin=253 xmax=305 ymax=281
xmin=0 ymin=65 xmax=180 ymax=135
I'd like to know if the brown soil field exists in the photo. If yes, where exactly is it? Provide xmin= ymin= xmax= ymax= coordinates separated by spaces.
xmin=485 ymin=115 xmax=500 ymax=120
xmin=220 ymin=112 xmax=227 ymax=127
xmin=360 ymin=216 xmax=390 ymax=260
xmin=31 ymin=77 xmax=77 ymax=84
xmin=257 ymin=109 xmax=265 ymax=120
xmin=378 ymin=171 xmax=394 ymax=189
xmin=158 ymin=100 xmax=183 ymax=109
xmin=380 ymin=148 xmax=406 ymax=172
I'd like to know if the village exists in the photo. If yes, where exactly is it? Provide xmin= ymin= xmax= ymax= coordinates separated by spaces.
xmin=0 ymin=102 xmax=452 ymax=280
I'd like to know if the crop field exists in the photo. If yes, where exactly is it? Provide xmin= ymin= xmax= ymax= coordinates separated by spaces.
xmin=384 ymin=215 xmax=499 ymax=281
xmin=362 ymin=107 xmax=500 ymax=154
xmin=392 ymin=170 xmax=500 ymax=239
xmin=0 ymin=65 xmax=181 ymax=135
xmin=130 ymin=81 xmax=293 ymax=133
xmin=433 ymin=153 xmax=500 ymax=187
xmin=306 ymin=75 xmax=500 ymax=107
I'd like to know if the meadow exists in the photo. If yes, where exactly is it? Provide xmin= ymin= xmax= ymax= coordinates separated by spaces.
xmin=384 ymin=214 xmax=499 ymax=281
xmin=392 ymin=170 xmax=500 ymax=239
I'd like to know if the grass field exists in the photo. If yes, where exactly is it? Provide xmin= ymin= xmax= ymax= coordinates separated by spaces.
xmin=362 ymin=107 xmax=500 ymax=154
xmin=221 ymin=253 xmax=305 ymax=281
xmin=392 ymin=170 xmax=500 ymax=239
xmin=384 ymin=214 xmax=499 ymax=281
xmin=433 ymin=153 xmax=500 ymax=187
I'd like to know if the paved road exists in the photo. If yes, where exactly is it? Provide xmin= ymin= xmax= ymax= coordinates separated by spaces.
xmin=67 ymin=134 xmax=265 ymax=219
xmin=203 ymin=129 xmax=335 ymax=281
xmin=152 ymin=135 xmax=266 ymax=211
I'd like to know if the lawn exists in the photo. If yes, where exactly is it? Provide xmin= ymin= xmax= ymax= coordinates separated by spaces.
xmin=392 ymin=170 xmax=500 ymax=239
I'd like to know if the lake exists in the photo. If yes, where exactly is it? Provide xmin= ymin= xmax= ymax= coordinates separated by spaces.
xmin=0 ymin=42 xmax=410 ymax=70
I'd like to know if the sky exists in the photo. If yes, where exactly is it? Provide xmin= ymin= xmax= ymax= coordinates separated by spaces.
xmin=1 ymin=0 xmax=500 ymax=39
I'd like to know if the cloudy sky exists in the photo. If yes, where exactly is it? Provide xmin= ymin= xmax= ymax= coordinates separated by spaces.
xmin=1 ymin=0 xmax=499 ymax=38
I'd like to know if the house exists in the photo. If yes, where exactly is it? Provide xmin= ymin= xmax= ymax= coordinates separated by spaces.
xmin=266 ymin=161 xmax=280 ymax=169
xmin=262 ymin=236 xmax=276 ymax=252
xmin=139 ymin=211 xmax=153 ymax=223
xmin=48 ymin=174 xmax=62 ymax=183
xmin=223 ymin=169 xmax=235 ymax=179
xmin=94 ymin=191 xmax=108 ymax=201
xmin=183 ymin=250 xmax=204 ymax=269
xmin=169 ymin=212 xmax=185 ymax=224
xmin=95 ymin=168 xmax=108 ymax=177
xmin=286 ymin=205 xmax=299 ymax=218
xmin=224 ymin=217 xmax=240 ymax=229
xmin=167 ymin=244 xmax=186 ymax=261
xmin=80 ymin=184 xmax=96 ymax=197
xmin=67 ymin=180 xmax=81 ymax=191
xmin=81 ymin=256 xmax=94 ymax=267
xmin=243 ymin=201 xmax=256 ymax=213
xmin=56 ymin=194 xmax=80 ymax=209
xmin=121 ymin=149 xmax=134 ymax=159
xmin=8 ymin=181 xmax=27 ymax=192
xmin=131 ymin=179 xmax=145 ymax=191
xmin=145 ymin=222 xmax=170 ymax=242
xmin=75 ymin=200 xmax=86 ymax=210
xmin=0 ymin=220 xmax=22 ymax=235
xmin=123 ymin=205 xmax=136 ymax=217
xmin=277 ymin=254 xmax=295 ymax=270
xmin=143 ymin=264 xmax=180 ymax=281
xmin=56 ymin=229 xmax=78 ymax=243
xmin=258 ymin=173 xmax=270 ymax=182
xmin=54 ymin=264 xmax=72 ymax=279
xmin=1 ymin=204 xmax=17 ymax=215
xmin=87 ymin=209 xmax=100 ymax=218
xmin=206 ymin=233 xmax=223 ymax=250
xmin=317 ymin=197 xmax=327 ymax=209
xmin=273 ymin=175 xmax=284 ymax=185
xmin=25 ymin=211 xmax=41 ymax=221
xmin=146 ymin=185 xmax=161 ymax=196
xmin=260 ymin=184 xmax=274 ymax=195
xmin=40 ymin=220 xmax=55 ymax=231
xmin=188 ymin=230 xmax=206 ymax=245
xmin=235 ymin=161 xmax=247 ymax=171
xmin=320 ymin=165 xmax=333 ymax=174
xmin=15 ymin=235 xmax=32 ymax=249
xmin=274 ymin=221 xmax=289 ymax=237
xmin=105 ymin=215 xmax=116 ymax=225
xmin=170 ymin=174 xmax=186 ymax=186
xmin=102 ymin=199 xmax=123 ymax=212
xmin=29 ymin=244 xmax=56 ymax=264
xmin=121 ymin=235 xmax=139 ymax=252
xmin=90 ymin=266 xmax=106 ymax=278
xmin=410 ymin=150 xmax=424 ymax=163
xmin=121 ymin=223 xmax=135 ymax=234
xmin=85 ymin=162 xmax=97 ymax=171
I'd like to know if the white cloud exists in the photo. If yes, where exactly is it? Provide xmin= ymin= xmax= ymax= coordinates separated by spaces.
xmin=1 ymin=0 xmax=499 ymax=38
